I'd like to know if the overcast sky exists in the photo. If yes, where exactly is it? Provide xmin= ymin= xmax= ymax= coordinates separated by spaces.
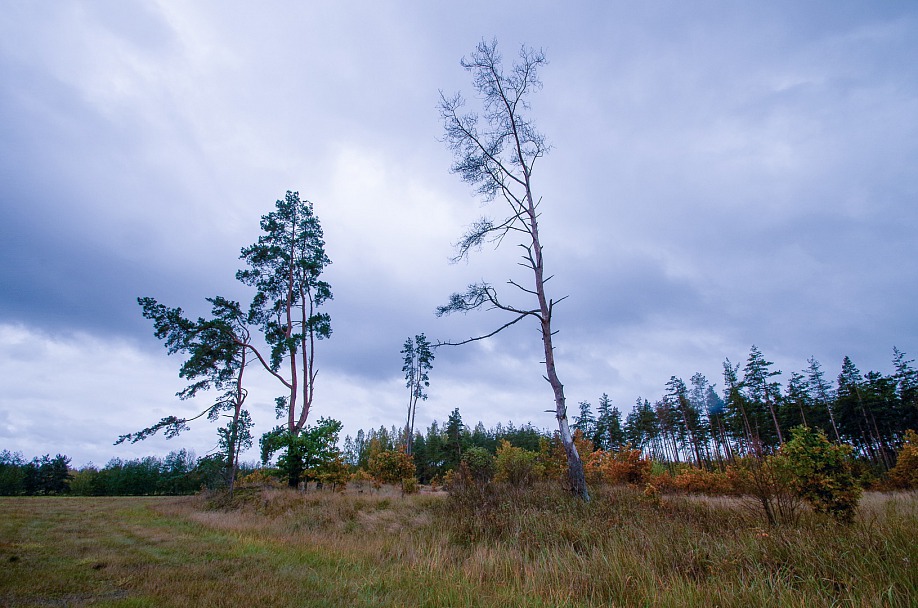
xmin=2 ymin=1 xmax=916 ymax=467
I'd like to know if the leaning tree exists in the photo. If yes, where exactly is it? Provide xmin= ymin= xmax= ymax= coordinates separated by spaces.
xmin=119 ymin=296 xmax=255 ymax=494
xmin=436 ymin=39 xmax=589 ymax=499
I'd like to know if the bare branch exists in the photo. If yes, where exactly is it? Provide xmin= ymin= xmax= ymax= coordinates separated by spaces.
xmin=507 ymin=278 xmax=538 ymax=296
xmin=436 ymin=312 xmax=530 ymax=347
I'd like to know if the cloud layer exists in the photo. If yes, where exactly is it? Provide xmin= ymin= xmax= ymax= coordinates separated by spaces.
xmin=2 ymin=1 xmax=916 ymax=465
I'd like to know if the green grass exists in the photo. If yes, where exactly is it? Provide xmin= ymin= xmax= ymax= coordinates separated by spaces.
xmin=1 ymin=486 xmax=916 ymax=607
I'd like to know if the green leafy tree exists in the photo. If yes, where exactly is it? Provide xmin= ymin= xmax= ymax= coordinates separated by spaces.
xmin=368 ymin=447 xmax=417 ymax=486
xmin=774 ymin=425 xmax=861 ymax=523
xmin=238 ymin=191 xmax=332 ymax=447
xmin=260 ymin=417 xmax=343 ymax=487
xmin=461 ymin=446 xmax=495 ymax=484
xmin=435 ymin=40 xmax=588 ymax=500
xmin=401 ymin=333 xmax=434 ymax=455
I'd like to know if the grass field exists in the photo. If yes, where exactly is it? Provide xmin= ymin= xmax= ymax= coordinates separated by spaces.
xmin=1 ymin=486 xmax=916 ymax=607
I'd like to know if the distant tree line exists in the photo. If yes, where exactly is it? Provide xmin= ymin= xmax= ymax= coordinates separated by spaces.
xmin=340 ymin=346 xmax=916 ymax=483
xmin=0 ymin=449 xmax=254 ymax=496
xmin=344 ymin=409 xmax=553 ymax=485
xmin=618 ymin=346 xmax=916 ymax=471
xmin=6 ymin=347 xmax=913 ymax=496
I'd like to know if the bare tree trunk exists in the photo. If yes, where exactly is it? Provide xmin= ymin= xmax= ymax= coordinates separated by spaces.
xmin=541 ymin=315 xmax=588 ymax=499
xmin=527 ymin=168 xmax=588 ymax=500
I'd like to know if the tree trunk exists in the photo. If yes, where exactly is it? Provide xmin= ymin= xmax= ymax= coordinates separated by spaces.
xmin=531 ymin=205 xmax=588 ymax=500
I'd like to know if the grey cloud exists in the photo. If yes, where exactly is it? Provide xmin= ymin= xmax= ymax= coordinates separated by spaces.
xmin=1 ymin=2 xmax=916 ymax=465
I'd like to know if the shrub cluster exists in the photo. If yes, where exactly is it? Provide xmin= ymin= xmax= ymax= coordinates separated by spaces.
xmin=368 ymin=447 xmax=417 ymax=492
xmin=887 ymin=429 xmax=918 ymax=489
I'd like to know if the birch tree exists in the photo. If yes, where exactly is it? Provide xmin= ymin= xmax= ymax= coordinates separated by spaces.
xmin=435 ymin=39 xmax=588 ymax=499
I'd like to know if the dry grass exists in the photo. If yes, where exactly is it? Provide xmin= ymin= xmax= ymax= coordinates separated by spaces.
xmin=1 ymin=486 xmax=916 ymax=607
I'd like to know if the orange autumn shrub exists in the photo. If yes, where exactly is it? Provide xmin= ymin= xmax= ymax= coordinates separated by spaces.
xmin=538 ymin=431 xmax=595 ymax=484
xmin=888 ymin=429 xmax=918 ymax=489
xmin=670 ymin=466 xmax=737 ymax=495
xmin=587 ymin=446 xmax=651 ymax=486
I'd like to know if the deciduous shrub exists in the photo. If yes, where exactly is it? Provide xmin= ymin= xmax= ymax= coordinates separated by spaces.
xmin=888 ymin=429 xmax=918 ymax=489
xmin=774 ymin=425 xmax=861 ymax=523
xmin=670 ymin=466 xmax=737 ymax=495
xmin=493 ymin=440 xmax=541 ymax=487
xmin=537 ymin=432 xmax=594 ymax=484
xmin=401 ymin=476 xmax=419 ymax=494
xmin=237 ymin=468 xmax=283 ymax=488
xmin=368 ymin=448 xmax=416 ymax=486
xmin=461 ymin=446 xmax=495 ymax=484
xmin=348 ymin=469 xmax=377 ymax=491
xmin=316 ymin=456 xmax=350 ymax=491
xmin=587 ymin=447 xmax=651 ymax=486
xmin=731 ymin=456 xmax=801 ymax=526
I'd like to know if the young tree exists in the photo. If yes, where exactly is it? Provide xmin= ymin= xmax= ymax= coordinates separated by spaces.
xmin=237 ymin=191 xmax=332 ymax=485
xmin=742 ymin=345 xmax=784 ymax=447
xmin=573 ymin=400 xmax=597 ymax=443
xmin=443 ymin=408 xmax=467 ymax=471
xmin=260 ymin=417 xmax=343 ymax=488
xmin=806 ymin=356 xmax=841 ymax=442
xmin=774 ymin=425 xmax=861 ymax=523
xmin=120 ymin=296 xmax=254 ymax=493
xmin=435 ymin=39 xmax=589 ymax=500
xmin=595 ymin=393 xmax=624 ymax=452
xmin=401 ymin=333 xmax=435 ymax=455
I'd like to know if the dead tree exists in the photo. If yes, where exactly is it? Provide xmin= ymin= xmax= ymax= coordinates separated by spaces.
xmin=436 ymin=39 xmax=589 ymax=500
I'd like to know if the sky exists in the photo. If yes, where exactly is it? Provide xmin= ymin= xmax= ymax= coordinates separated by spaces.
xmin=1 ymin=1 xmax=916 ymax=467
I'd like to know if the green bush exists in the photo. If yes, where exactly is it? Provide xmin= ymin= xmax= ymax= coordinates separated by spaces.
xmin=368 ymin=448 xmax=416 ymax=485
xmin=775 ymin=425 xmax=861 ymax=523
xmin=461 ymin=446 xmax=495 ymax=484
xmin=493 ymin=440 xmax=540 ymax=487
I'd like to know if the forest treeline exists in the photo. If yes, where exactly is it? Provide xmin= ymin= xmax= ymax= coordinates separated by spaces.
xmin=3 ymin=346 xmax=915 ymax=499
xmin=349 ymin=346 xmax=917 ymax=481
xmin=0 ymin=449 xmax=249 ymax=497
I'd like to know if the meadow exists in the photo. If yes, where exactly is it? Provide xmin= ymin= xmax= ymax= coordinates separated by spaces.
xmin=1 ymin=484 xmax=916 ymax=608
